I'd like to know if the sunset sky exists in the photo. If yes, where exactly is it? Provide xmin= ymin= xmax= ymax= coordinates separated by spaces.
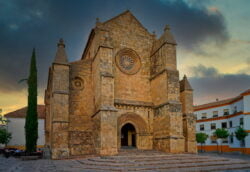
xmin=1 ymin=0 xmax=250 ymax=115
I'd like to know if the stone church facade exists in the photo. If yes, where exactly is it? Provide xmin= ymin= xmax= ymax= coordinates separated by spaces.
xmin=44 ymin=11 xmax=197 ymax=159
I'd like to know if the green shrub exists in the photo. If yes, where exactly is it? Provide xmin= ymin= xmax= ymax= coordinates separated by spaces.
xmin=213 ymin=128 xmax=229 ymax=139
xmin=196 ymin=133 xmax=208 ymax=144
xmin=0 ymin=128 xmax=11 ymax=145
xmin=235 ymin=127 xmax=248 ymax=147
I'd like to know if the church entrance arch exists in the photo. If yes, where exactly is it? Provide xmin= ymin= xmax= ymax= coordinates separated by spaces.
xmin=117 ymin=113 xmax=148 ymax=149
xmin=121 ymin=123 xmax=136 ymax=147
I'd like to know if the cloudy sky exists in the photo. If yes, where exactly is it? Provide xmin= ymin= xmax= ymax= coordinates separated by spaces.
xmin=0 ymin=0 xmax=250 ymax=114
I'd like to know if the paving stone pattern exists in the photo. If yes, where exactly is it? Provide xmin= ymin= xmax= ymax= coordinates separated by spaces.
xmin=1 ymin=150 xmax=250 ymax=172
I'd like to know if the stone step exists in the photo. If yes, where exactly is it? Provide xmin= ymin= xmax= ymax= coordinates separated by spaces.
xmin=75 ymin=150 xmax=250 ymax=171
xmin=131 ymin=160 xmax=249 ymax=170
xmin=168 ymin=164 xmax=250 ymax=172
xmin=85 ymin=156 xmax=229 ymax=164
xmin=79 ymin=158 xmax=231 ymax=167
xmin=147 ymin=162 xmax=250 ymax=172
xmin=79 ymin=160 xmax=250 ymax=172
xmin=94 ymin=155 xmax=222 ymax=162
xmin=105 ymin=153 xmax=202 ymax=157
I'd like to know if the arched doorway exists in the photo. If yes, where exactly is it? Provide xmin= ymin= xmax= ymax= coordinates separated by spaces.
xmin=121 ymin=123 xmax=136 ymax=148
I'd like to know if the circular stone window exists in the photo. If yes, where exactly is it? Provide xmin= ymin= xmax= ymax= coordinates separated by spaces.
xmin=72 ymin=77 xmax=84 ymax=90
xmin=115 ymin=48 xmax=141 ymax=75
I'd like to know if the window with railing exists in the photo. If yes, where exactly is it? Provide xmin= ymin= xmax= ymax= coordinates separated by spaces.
xmin=240 ymin=118 xmax=244 ymax=127
xmin=223 ymin=109 xmax=229 ymax=116
xmin=201 ymin=113 xmax=207 ymax=119
xmin=229 ymin=121 xmax=233 ymax=128
xmin=200 ymin=124 xmax=204 ymax=131
xmin=211 ymin=123 xmax=216 ymax=130
xmin=213 ymin=111 xmax=218 ymax=118
xmin=222 ymin=122 xmax=227 ymax=129
xmin=234 ymin=106 xmax=237 ymax=114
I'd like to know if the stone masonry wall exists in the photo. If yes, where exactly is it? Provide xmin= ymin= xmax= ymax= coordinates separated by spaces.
xmin=69 ymin=59 xmax=96 ymax=156
xmin=101 ymin=12 xmax=154 ymax=103
xmin=180 ymin=90 xmax=197 ymax=153
xmin=51 ymin=64 xmax=70 ymax=159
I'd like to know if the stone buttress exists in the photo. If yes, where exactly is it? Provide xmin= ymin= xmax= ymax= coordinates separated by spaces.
xmin=180 ymin=75 xmax=197 ymax=153
xmin=45 ymin=39 xmax=70 ymax=159
xmin=150 ymin=25 xmax=185 ymax=153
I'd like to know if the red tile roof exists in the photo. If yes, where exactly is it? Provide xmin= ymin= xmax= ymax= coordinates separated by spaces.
xmin=194 ymin=89 xmax=250 ymax=111
xmin=4 ymin=105 xmax=45 ymax=119
xmin=241 ymin=89 xmax=250 ymax=96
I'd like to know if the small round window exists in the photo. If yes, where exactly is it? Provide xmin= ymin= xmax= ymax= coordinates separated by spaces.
xmin=72 ymin=77 xmax=84 ymax=90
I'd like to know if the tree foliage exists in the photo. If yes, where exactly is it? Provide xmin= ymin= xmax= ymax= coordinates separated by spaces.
xmin=0 ymin=116 xmax=7 ymax=125
xmin=196 ymin=133 xmax=208 ymax=144
xmin=25 ymin=49 xmax=38 ymax=153
xmin=213 ymin=128 xmax=229 ymax=139
xmin=0 ymin=128 xmax=11 ymax=145
xmin=235 ymin=127 xmax=248 ymax=141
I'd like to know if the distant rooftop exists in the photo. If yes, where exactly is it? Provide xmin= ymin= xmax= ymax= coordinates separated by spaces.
xmin=194 ymin=89 xmax=250 ymax=111
xmin=4 ymin=105 xmax=45 ymax=119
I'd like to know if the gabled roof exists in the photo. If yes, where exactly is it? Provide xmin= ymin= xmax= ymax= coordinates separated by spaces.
xmin=102 ymin=10 xmax=149 ymax=33
xmin=4 ymin=105 xmax=45 ymax=119
xmin=82 ymin=10 xmax=151 ymax=59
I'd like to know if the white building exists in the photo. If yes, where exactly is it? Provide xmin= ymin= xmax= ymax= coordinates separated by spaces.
xmin=194 ymin=89 xmax=250 ymax=154
xmin=4 ymin=105 xmax=45 ymax=149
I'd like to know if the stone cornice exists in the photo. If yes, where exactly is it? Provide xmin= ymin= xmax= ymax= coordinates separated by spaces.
xmin=114 ymin=99 xmax=153 ymax=108
xmin=138 ymin=133 xmax=152 ymax=136
xmin=100 ymin=72 xmax=114 ymax=78
xmin=52 ymin=62 xmax=70 ymax=67
xmin=114 ymin=99 xmax=183 ymax=110
xmin=150 ymin=67 xmax=178 ymax=81
xmin=154 ymin=100 xmax=181 ymax=109
xmin=52 ymin=121 xmax=69 ymax=123
xmin=154 ymin=136 xmax=184 ymax=140
xmin=52 ymin=91 xmax=69 ymax=95
xmin=91 ymin=106 xmax=118 ymax=118
xmin=182 ymin=113 xmax=196 ymax=120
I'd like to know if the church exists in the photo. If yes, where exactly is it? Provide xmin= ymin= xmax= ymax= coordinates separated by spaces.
xmin=44 ymin=10 xmax=197 ymax=159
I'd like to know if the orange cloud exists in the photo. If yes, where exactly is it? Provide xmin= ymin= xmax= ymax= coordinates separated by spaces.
xmin=0 ymin=89 xmax=44 ymax=115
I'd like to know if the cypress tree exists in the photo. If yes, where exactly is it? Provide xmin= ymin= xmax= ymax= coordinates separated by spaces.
xmin=25 ymin=48 xmax=38 ymax=153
